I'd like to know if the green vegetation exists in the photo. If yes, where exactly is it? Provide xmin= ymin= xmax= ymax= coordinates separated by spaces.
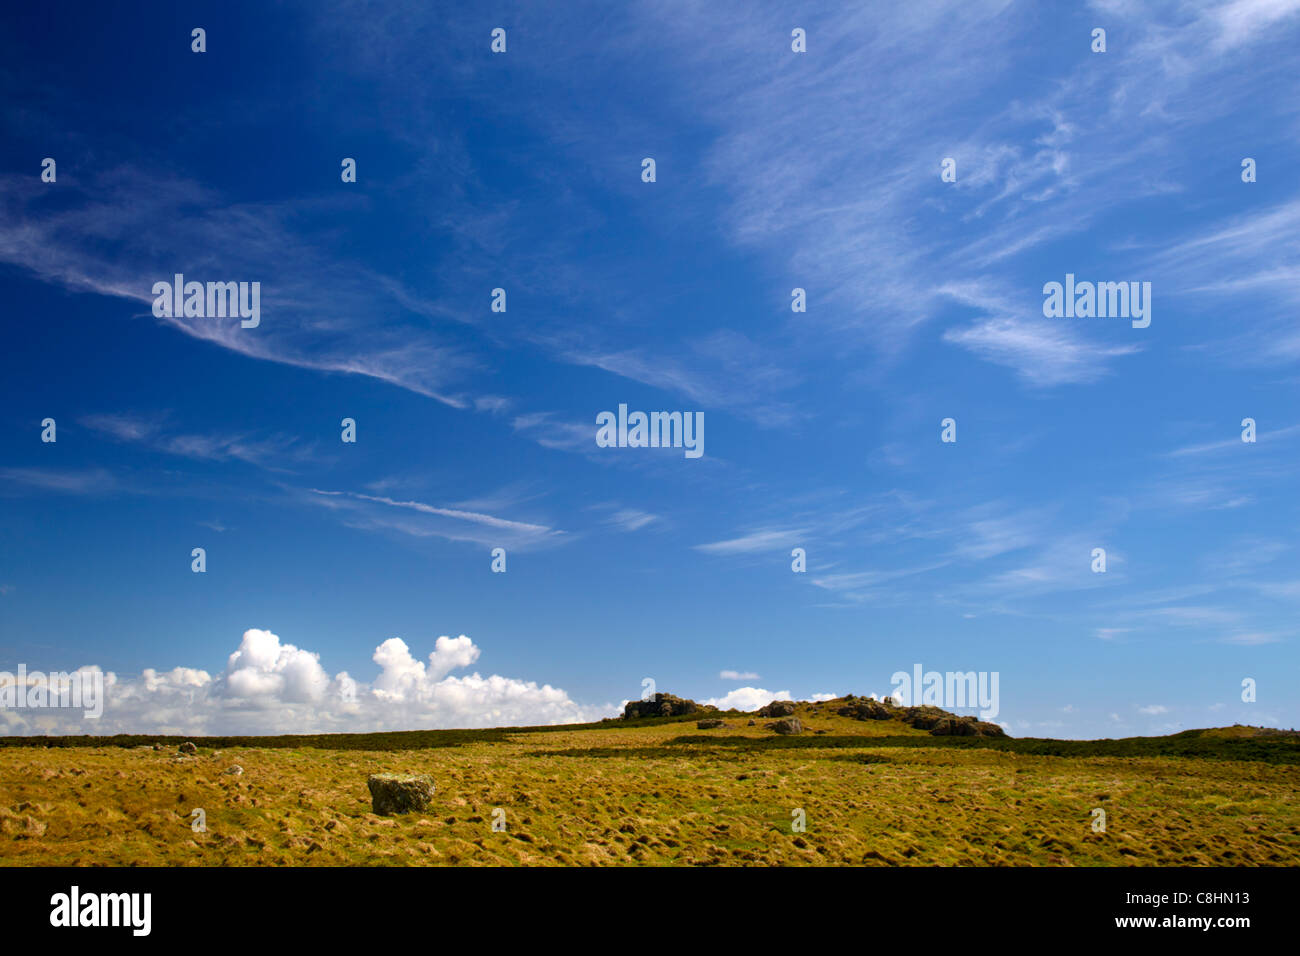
xmin=0 ymin=702 xmax=1295 ymax=866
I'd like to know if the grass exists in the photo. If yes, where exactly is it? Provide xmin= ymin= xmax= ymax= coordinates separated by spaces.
xmin=0 ymin=703 xmax=1295 ymax=866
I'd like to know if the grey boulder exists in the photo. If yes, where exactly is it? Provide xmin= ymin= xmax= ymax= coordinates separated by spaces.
xmin=367 ymin=773 xmax=436 ymax=815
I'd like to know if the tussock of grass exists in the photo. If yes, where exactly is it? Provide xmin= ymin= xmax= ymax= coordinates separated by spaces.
xmin=1 ymin=705 xmax=1295 ymax=866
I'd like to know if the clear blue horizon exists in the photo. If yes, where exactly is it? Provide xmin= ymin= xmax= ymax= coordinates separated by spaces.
xmin=2 ymin=1 xmax=1298 ymax=739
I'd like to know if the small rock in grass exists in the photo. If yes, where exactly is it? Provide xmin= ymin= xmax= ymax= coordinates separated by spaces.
xmin=766 ymin=717 xmax=804 ymax=735
xmin=367 ymin=773 xmax=436 ymax=815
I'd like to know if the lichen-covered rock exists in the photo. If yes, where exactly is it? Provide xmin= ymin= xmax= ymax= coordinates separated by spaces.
xmin=177 ymin=741 xmax=197 ymax=755
xmin=367 ymin=773 xmax=436 ymax=815
xmin=838 ymin=699 xmax=890 ymax=720
xmin=929 ymin=716 xmax=1006 ymax=738
xmin=696 ymin=718 xmax=727 ymax=729
xmin=622 ymin=693 xmax=699 ymax=719
xmin=899 ymin=707 xmax=951 ymax=730
xmin=767 ymin=717 xmax=804 ymax=735
xmin=757 ymin=700 xmax=796 ymax=718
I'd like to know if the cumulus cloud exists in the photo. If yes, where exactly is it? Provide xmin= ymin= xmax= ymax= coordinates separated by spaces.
xmin=702 ymin=687 xmax=792 ymax=712
xmin=0 ymin=629 xmax=610 ymax=736
xmin=226 ymin=628 xmax=331 ymax=702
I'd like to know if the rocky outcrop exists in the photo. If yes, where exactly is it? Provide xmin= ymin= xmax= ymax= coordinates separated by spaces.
xmin=367 ymin=773 xmax=436 ymax=815
xmin=929 ymin=716 xmax=1006 ymax=737
xmin=837 ymin=699 xmax=890 ymax=720
xmin=900 ymin=707 xmax=946 ymax=730
xmin=622 ymin=693 xmax=701 ymax=719
xmin=757 ymin=700 xmax=796 ymax=718
xmin=177 ymin=742 xmax=197 ymax=755
xmin=834 ymin=697 xmax=1008 ymax=737
xmin=767 ymin=717 xmax=804 ymax=735
xmin=696 ymin=718 xmax=727 ymax=729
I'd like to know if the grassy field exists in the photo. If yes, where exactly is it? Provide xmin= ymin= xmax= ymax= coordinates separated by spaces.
xmin=1 ymin=699 xmax=1296 ymax=866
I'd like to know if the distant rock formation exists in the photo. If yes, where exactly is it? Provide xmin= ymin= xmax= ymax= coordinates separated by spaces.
xmin=838 ymin=698 xmax=890 ymax=720
xmin=622 ymin=693 xmax=704 ymax=719
xmin=837 ymin=698 xmax=1007 ymax=737
xmin=929 ymin=716 xmax=1006 ymax=736
xmin=625 ymin=691 xmax=1005 ymax=736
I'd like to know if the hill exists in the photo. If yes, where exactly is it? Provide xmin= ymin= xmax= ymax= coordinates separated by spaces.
xmin=0 ymin=696 xmax=1296 ymax=866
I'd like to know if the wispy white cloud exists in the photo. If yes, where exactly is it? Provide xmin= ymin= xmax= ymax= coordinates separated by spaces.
xmin=1219 ymin=631 xmax=1285 ymax=645
xmin=1166 ymin=424 xmax=1300 ymax=458
xmin=607 ymin=509 xmax=658 ymax=532
xmin=0 ymin=171 xmax=479 ymax=408
xmin=558 ymin=331 xmax=802 ymax=426
xmin=302 ymin=488 xmax=566 ymax=551
xmin=510 ymin=413 xmax=595 ymax=453
xmin=695 ymin=528 xmax=808 ymax=555
xmin=810 ymin=562 xmax=950 ymax=604
xmin=81 ymin=412 xmax=317 ymax=470
xmin=942 ymin=316 xmax=1139 ymax=387
xmin=0 ymin=467 xmax=118 ymax=496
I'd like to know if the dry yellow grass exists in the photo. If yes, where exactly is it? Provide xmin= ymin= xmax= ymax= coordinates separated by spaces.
xmin=2 ymin=707 xmax=1296 ymax=866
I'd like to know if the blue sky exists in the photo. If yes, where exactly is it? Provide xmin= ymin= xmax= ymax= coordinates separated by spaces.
xmin=1 ymin=0 xmax=1298 ymax=737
